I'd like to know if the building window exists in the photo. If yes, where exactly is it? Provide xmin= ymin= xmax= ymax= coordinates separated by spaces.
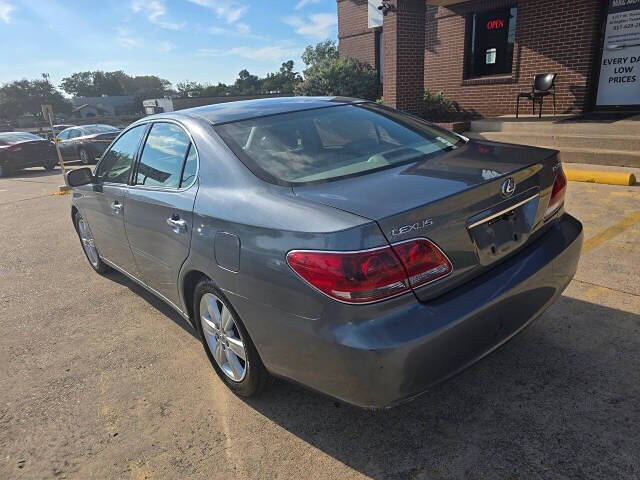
xmin=375 ymin=30 xmax=384 ymax=84
xmin=465 ymin=7 xmax=517 ymax=78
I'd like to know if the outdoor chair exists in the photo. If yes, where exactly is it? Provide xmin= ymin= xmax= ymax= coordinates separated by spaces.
xmin=516 ymin=73 xmax=557 ymax=118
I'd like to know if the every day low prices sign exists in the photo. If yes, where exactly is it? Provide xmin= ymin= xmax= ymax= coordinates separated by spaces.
xmin=596 ymin=0 xmax=640 ymax=106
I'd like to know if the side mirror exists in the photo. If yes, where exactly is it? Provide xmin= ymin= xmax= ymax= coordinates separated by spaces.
xmin=65 ymin=167 xmax=94 ymax=187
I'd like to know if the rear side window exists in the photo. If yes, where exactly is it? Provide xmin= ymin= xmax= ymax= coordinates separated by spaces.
xmin=216 ymin=104 xmax=463 ymax=185
xmin=96 ymin=125 xmax=146 ymax=184
xmin=68 ymin=129 xmax=81 ymax=139
xmin=135 ymin=122 xmax=190 ymax=188
xmin=57 ymin=130 xmax=70 ymax=140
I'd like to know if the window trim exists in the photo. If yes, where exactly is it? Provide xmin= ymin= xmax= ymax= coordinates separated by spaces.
xmin=128 ymin=119 xmax=200 ymax=193
xmin=463 ymin=6 xmax=518 ymax=80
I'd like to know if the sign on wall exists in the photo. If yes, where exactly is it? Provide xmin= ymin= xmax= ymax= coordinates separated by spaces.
xmin=368 ymin=0 xmax=383 ymax=28
xmin=596 ymin=0 xmax=640 ymax=106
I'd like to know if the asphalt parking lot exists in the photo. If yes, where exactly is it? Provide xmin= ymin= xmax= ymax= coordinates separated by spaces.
xmin=1 ymin=166 xmax=639 ymax=480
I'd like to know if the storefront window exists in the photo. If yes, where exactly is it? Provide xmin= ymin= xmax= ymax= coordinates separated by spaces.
xmin=465 ymin=7 xmax=517 ymax=78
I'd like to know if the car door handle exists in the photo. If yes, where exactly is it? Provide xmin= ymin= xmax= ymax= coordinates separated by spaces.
xmin=167 ymin=217 xmax=187 ymax=233
xmin=111 ymin=201 xmax=122 ymax=214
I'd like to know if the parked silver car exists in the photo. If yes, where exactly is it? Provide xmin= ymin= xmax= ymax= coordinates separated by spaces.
xmin=57 ymin=124 xmax=121 ymax=164
xmin=66 ymin=97 xmax=582 ymax=408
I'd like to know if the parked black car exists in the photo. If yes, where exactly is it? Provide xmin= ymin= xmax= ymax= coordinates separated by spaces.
xmin=0 ymin=132 xmax=58 ymax=177
xmin=57 ymin=124 xmax=121 ymax=164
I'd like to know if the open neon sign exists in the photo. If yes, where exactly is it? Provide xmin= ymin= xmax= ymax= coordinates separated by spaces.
xmin=486 ymin=18 xmax=505 ymax=30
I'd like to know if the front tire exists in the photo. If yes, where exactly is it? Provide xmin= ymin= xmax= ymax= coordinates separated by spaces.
xmin=0 ymin=164 xmax=9 ymax=177
xmin=78 ymin=148 xmax=91 ymax=165
xmin=194 ymin=280 xmax=269 ymax=397
xmin=73 ymin=211 xmax=111 ymax=274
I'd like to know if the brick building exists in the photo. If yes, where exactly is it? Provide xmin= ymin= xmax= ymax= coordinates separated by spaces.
xmin=338 ymin=0 xmax=640 ymax=117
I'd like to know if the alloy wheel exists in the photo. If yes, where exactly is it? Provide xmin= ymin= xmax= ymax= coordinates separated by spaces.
xmin=77 ymin=216 xmax=99 ymax=267
xmin=200 ymin=293 xmax=247 ymax=382
xmin=79 ymin=149 xmax=89 ymax=164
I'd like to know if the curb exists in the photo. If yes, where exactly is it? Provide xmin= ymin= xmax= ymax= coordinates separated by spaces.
xmin=564 ymin=169 xmax=636 ymax=186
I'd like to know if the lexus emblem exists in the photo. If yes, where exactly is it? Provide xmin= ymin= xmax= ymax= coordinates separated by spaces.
xmin=501 ymin=177 xmax=516 ymax=197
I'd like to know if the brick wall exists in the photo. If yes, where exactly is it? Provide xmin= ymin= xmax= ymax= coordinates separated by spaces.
xmin=338 ymin=0 xmax=603 ymax=117
xmin=384 ymin=0 xmax=426 ymax=113
xmin=337 ymin=0 xmax=376 ymax=66
xmin=425 ymin=0 xmax=602 ymax=116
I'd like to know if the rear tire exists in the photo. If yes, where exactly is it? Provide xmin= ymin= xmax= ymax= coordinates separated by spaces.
xmin=78 ymin=148 xmax=91 ymax=165
xmin=43 ymin=158 xmax=57 ymax=170
xmin=0 ymin=164 xmax=8 ymax=177
xmin=194 ymin=280 xmax=269 ymax=397
xmin=73 ymin=211 xmax=111 ymax=274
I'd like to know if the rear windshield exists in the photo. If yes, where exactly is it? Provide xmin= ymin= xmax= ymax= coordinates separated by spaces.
xmin=0 ymin=132 xmax=43 ymax=145
xmin=215 ymin=103 xmax=463 ymax=185
xmin=83 ymin=125 xmax=119 ymax=134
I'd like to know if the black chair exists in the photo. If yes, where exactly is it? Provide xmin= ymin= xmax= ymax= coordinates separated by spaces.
xmin=516 ymin=73 xmax=557 ymax=118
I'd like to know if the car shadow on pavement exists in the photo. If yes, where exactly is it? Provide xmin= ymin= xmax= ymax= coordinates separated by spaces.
xmin=242 ymin=295 xmax=640 ymax=479
xmin=104 ymin=270 xmax=199 ymax=340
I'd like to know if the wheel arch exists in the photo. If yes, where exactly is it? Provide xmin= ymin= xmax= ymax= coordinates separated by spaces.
xmin=181 ymin=269 xmax=210 ymax=323
xmin=71 ymin=205 xmax=79 ymax=227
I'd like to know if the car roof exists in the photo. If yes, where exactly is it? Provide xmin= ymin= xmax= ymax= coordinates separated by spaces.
xmin=173 ymin=96 xmax=369 ymax=125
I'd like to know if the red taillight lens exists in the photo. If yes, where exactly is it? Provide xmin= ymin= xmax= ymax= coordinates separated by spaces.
xmin=287 ymin=239 xmax=452 ymax=304
xmin=287 ymin=247 xmax=409 ymax=303
xmin=391 ymin=239 xmax=452 ymax=287
xmin=545 ymin=168 xmax=567 ymax=219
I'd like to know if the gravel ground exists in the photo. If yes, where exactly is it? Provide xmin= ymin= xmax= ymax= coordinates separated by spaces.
xmin=1 ymin=167 xmax=639 ymax=480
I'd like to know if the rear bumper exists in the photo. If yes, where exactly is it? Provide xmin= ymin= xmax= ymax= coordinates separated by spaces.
xmin=232 ymin=214 xmax=583 ymax=408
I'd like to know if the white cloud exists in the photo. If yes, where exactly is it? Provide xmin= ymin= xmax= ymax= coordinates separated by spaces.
xmin=131 ymin=0 xmax=185 ymax=30
xmin=0 ymin=0 xmax=15 ymax=23
xmin=235 ymin=22 xmax=250 ymax=35
xmin=196 ymin=45 xmax=302 ymax=62
xmin=188 ymin=0 xmax=247 ymax=24
xmin=208 ymin=22 xmax=265 ymax=40
xmin=116 ymin=28 xmax=144 ymax=49
xmin=295 ymin=0 xmax=321 ymax=10
xmin=158 ymin=40 xmax=176 ymax=52
xmin=284 ymin=13 xmax=336 ymax=39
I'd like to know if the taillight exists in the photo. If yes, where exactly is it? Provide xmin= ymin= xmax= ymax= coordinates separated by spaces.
xmin=287 ymin=247 xmax=409 ymax=303
xmin=545 ymin=168 xmax=567 ymax=219
xmin=287 ymin=239 xmax=452 ymax=304
xmin=391 ymin=239 xmax=452 ymax=288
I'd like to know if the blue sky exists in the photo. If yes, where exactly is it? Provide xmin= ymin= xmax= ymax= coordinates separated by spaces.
xmin=0 ymin=0 xmax=337 ymax=89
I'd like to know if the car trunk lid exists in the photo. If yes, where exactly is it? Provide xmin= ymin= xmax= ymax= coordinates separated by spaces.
xmin=293 ymin=140 xmax=561 ymax=301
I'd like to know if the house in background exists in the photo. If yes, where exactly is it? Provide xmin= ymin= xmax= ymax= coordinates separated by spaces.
xmin=71 ymin=95 xmax=138 ymax=118
xmin=338 ymin=0 xmax=640 ymax=117
xmin=142 ymin=94 xmax=289 ymax=115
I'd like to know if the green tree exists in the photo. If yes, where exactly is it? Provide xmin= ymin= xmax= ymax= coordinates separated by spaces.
xmin=0 ymin=75 xmax=71 ymax=120
xmin=262 ymin=61 xmax=302 ymax=93
xmin=176 ymin=81 xmax=204 ymax=97
xmin=295 ymin=41 xmax=378 ymax=100
xmin=201 ymin=82 xmax=234 ymax=97
xmin=301 ymin=40 xmax=339 ymax=68
xmin=233 ymin=69 xmax=261 ymax=95
xmin=60 ymin=70 xmax=172 ymax=98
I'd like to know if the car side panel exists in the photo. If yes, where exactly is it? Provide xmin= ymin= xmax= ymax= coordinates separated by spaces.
xmin=78 ymin=183 xmax=138 ymax=275
xmin=124 ymin=182 xmax=198 ymax=306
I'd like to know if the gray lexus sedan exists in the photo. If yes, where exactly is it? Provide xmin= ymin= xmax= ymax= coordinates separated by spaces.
xmin=66 ymin=97 xmax=583 ymax=408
